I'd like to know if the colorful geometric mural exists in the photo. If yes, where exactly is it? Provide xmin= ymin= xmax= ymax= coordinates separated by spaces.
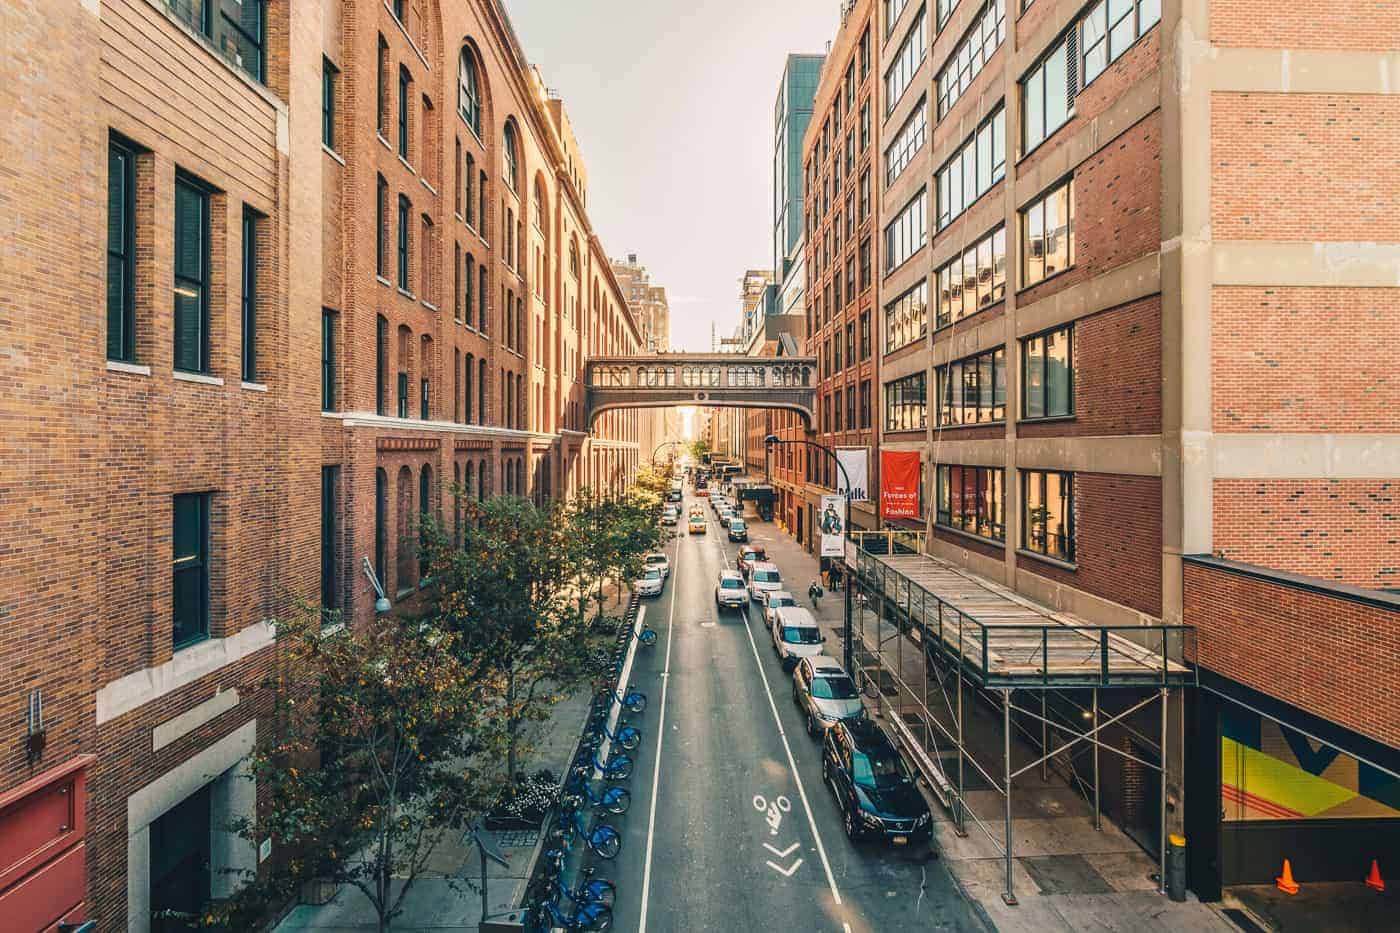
xmin=1221 ymin=706 xmax=1400 ymax=822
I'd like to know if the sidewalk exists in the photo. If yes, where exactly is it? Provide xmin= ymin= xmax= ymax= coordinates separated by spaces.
xmin=276 ymin=588 xmax=632 ymax=933
xmin=742 ymin=513 xmax=1237 ymax=933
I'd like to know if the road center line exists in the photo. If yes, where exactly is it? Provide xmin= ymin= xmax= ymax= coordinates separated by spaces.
xmin=638 ymin=525 xmax=681 ymax=933
xmin=720 ymin=542 xmax=845 ymax=908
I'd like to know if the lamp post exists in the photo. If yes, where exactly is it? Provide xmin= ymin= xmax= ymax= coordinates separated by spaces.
xmin=651 ymin=439 xmax=682 ymax=466
xmin=763 ymin=433 xmax=855 ymax=674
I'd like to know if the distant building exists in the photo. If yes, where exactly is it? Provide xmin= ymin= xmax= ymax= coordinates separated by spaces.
xmin=774 ymin=54 xmax=825 ymax=282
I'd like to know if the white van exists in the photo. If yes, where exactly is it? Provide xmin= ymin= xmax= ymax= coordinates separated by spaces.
xmin=770 ymin=606 xmax=826 ymax=670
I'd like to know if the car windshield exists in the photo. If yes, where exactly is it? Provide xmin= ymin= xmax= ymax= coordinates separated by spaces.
xmin=753 ymin=570 xmax=780 ymax=584
xmin=782 ymin=626 xmax=821 ymax=645
xmin=720 ymin=579 xmax=744 ymax=590
xmin=643 ymin=569 xmax=661 ymax=580
xmin=851 ymin=750 xmax=910 ymax=790
xmin=646 ymin=556 xmax=665 ymax=565
xmin=811 ymin=675 xmax=859 ymax=700
xmin=730 ymin=520 xmax=745 ymax=529
xmin=770 ymin=596 xmax=796 ymax=608
xmin=743 ymin=550 xmax=765 ymax=562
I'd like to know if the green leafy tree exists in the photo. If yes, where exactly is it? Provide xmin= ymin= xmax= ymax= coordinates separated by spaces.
xmin=688 ymin=438 xmax=711 ymax=462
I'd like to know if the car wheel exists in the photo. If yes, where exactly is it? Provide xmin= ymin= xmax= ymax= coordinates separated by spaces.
xmin=844 ymin=808 xmax=859 ymax=841
xmin=807 ymin=713 xmax=818 ymax=737
xmin=821 ymin=756 xmax=830 ymax=784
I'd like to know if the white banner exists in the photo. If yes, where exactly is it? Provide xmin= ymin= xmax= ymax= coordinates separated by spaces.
xmin=836 ymin=448 xmax=869 ymax=502
xmin=819 ymin=494 xmax=847 ymax=557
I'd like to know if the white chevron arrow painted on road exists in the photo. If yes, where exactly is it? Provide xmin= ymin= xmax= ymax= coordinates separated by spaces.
xmin=766 ymin=857 xmax=804 ymax=877
xmin=763 ymin=841 xmax=801 ymax=859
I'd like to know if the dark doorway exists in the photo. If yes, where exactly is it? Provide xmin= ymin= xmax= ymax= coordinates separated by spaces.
xmin=150 ymin=783 xmax=212 ymax=933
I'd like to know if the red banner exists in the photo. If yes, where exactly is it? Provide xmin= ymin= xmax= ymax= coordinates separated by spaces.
xmin=880 ymin=450 xmax=921 ymax=520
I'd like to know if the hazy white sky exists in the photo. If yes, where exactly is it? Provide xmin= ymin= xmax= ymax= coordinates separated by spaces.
xmin=502 ymin=0 xmax=838 ymax=351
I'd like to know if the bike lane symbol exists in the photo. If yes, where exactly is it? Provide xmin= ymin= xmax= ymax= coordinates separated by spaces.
xmin=753 ymin=794 xmax=803 ymax=877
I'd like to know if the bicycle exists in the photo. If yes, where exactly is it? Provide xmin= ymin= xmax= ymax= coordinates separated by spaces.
xmin=552 ymin=803 xmax=622 ymax=860
xmin=561 ymin=765 xmax=631 ymax=815
xmin=574 ymin=747 xmax=634 ymax=782
xmin=584 ymin=718 xmax=641 ymax=752
xmin=541 ymin=865 xmax=617 ymax=909
xmin=531 ymin=893 xmax=613 ymax=931
xmin=632 ymin=623 xmax=658 ymax=647
xmin=596 ymin=684 xmax=647 ymax=715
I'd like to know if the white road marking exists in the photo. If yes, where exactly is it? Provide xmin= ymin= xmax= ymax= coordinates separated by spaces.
xmin=594 ymin=603 xmax=643 ymax=779
xmin=763 ymin=841 xmax=801 ymax=859
xmin=720 ymin=546 xmax=845 ymax=908
xmin=638 ymin=529 xmax=681 ymax=933
xmin=766 ymin=857 xmax=805 ymax=877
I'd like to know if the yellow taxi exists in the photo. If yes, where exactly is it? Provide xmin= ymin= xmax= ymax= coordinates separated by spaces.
xmin=688 ymin=513 xmax=707 ymax=534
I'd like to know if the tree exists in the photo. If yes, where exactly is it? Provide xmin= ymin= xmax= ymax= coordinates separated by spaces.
xmin=211 ymin=606 xmax=504 ymax=933
xmin=688 ymin=438 xmax=711 ymax=462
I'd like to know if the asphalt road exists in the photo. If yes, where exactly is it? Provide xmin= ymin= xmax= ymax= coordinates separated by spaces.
xmin=599 ymin=494 xmax=987 ymax=933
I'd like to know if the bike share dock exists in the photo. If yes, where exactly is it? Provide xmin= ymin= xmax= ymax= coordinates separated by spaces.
xmin=846 ymin=531 xmax=1197 ymax=907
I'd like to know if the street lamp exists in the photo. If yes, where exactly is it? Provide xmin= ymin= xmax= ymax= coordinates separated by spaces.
xmin=651 ymin=439 xmax=682 ymax=466
xmin=763 ymin=433 xmax=855 ymax=674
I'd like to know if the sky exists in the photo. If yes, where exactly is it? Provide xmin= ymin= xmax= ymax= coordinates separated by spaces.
xmin=502 ymin=0 xmax=839 ymax=351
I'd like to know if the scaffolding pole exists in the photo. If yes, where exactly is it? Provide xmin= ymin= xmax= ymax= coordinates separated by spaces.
xmin=1002 ymin=689 xmax=1017 ymax=906
xmin=1159 ymin=686 xmax=1168 ymax=896
xmin=1093 ymin=687 xmax=1101 ymax=831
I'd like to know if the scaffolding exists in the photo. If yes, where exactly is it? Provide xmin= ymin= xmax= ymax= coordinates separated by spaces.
xmin=846 ymin=530 xmax=1196 ymax=905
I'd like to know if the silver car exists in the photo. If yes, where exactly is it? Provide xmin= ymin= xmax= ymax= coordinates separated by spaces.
xmin=748 ymin=563 xmax=783 ymax=604
xmin=763 ymin=591 xmax=798 ymax=629
xmin=792 ymin=657 xmax=865 ymax=735
xmin=644 ymin=552 xmax=671 ymax=578
xmin=715 ymin=570 xmax=748 ymax=611
xmin=636 ymin=567 xmax=664 ymax=597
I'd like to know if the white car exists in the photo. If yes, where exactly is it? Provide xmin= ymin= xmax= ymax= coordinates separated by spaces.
xmin=715 ymin=570 xmax=748 ymax=611
xmin=763 ymin=591 xmax=798 ymax=628
xmin=636 ymin=567 xmax=664 ymax=597
xmin=748 ymin=563 xmax=783 ymax=604
xmin=770 ymin=606 xmax=825 ymax=670
xmin=644 ymin=552 xmax=671 ymax=578
xmin=660 ymin=506 xmax=679 ymax=526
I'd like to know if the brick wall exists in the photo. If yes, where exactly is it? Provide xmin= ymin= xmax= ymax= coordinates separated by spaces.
xmin=1186 ymin=561 xmax=1400 ymax=749
xmin=1213 ymin=479 xmax=1399 ymax=589
xmin=1211 ymin=286 xmax=1400 ymax=433
xmin=1211 ymin=0 xmax=1400 ymax=51
xmin=1212 ymin=93 xmax=1400 ymax=241
xmin=1021 ymin=472 xmax=1163 ymax=617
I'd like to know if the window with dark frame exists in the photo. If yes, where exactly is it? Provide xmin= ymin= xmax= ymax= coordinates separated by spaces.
xmin=936 ymin=346 xmax=1006 ymax=425
xmin=935 ymin=225 xmax=1007 ymax=327
xmin=168 ymin=0 xmax=265 ymax=84
xmin=172 ymin=492 xmax=210 ymax=649
xmin=1022 ymin=470 xmax=1075 ymax=561
xmin=321 ymin=466 xmax=339 ymax=617
xmin=1022 ymin=35 xmax=1074 ymax=152
xmin=376 ymin=174 xmax=387 ymax=277
xmin=935 ymin=107 xmax=1006 ymax=230
xmin=860 ymin=311 xmax=871 ymax=359
xmin=377 ymin=35 xmax=388 ymax=135
xmin=1022 ymin=325 xmax=1073 ymax=419
xmin=884 ymin=371 xmax=927 ymax=432
xmin=322 ymin=57 xmax=338 ymax=149
xmin=421 ymin=374 xmax=430 ymax=420
xmin=884 ymin=280 xmax=928 ymax=354
xmin=458 ymin=47 xmax=481 ymax=135
xmin=398 ymin=66 xmax=410 ymax=159
xmin=173 ymin=175 xmax=210 ymax=374
xmin=1021 ymin=178 xmax=1074 ymax=287
xmin=398 ymin=370 xmax=409 ymax=419
xmin=376 ymin=315 xmax=387 ymax=415
xmin=107 ymin=139 xmax=136 ymax=362
xmin=241 ymin=208 xmax=259 ymax=383
xmin=936 ymin=465 xmax=1005 ymax=541
xmin=1081 ymin=0 xmax=1160 ymax=87
xmin=322 ymin=309 xmax=336 ymax=411
xmin=397 ymin=194 xmax=411 ymax=289
xmin=860 ymin=379 xmax=871 ymax=428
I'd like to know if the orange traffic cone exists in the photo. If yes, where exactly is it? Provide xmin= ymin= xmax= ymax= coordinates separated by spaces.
xmin=1365 ymin=859 xmax=1385 ymax=893
xmin=1276 ymin=859 xmax=1299 ymax=895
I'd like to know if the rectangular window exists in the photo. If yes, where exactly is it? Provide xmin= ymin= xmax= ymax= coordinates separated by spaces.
xmin=1021 ymin=178 xmax=1075 ymax=287
xmin=172 ymin=492 xmax=210 ymax=649
xmin=859 ymin=169 xmax=871 ymax=221
xmin=860 ymin=380 xmax=871 ymax=428
xmin=1021 ymin=325 xmax=1073 ymax=419
xmin=845 ymin=257 xmax=856 ymax=304
xmin=885 ymin=7 xmax=927 ymax=114
xmin=107 ymin=139 xmax=136 ymax=362
xmin=846 ymin=386 xmax=856 ymax=430
xmin=859 ymin=238 xmax=872 ymax=290
xmin=421 ymin=376 xmax=430 ymax=420
xmin=376 ymin=315 xmax=387 ymax=415
xmin=398 ymin=371 xmax=409 ymax=418
xmin=398 ymin=67 xmax=410 ymax=159
xmin=884 ymin=371 xmax=927 ymax=432
xmin=885 ymin=0 xmax=911 ymax=35
xmin=170 ymin=0 xmax=265 ymax=83
xmin=884 ymin=280 xmax=928 ymax=354
xmin=860 ymin=311 xmax=871 ymax=359
xmin=936 ymin=0 xmax=1006 ymax=119
xmin=935 ymin=225 xmax=1006 ymax=327
xmin=937 ymin=0 xmax=959 ymax=29
xmin=420 ymin=214 xmax=433 ymax=300
xmin=861 ymin=26 xmax=871 ymax=77
xmin=465 ymin=154 xmax=476 ymax=226
xmin=935 ymin=107 xmax=1005 ymax=229
xmin=397 ymin=195 xmax=411 ymax=289
xmin=241 ymin=208 xmax=259 ymax=382
xmin=1022 ymin=470 xmax=1075 ymax=562
xmin=883 ymin=189 xmax=927 ymax=272
xmin=377 ymin=35 xmax=388 ymax=134
xmin=321 ymin=466 xmax=339 ymax=615
xmin=322 ymin=57 xmax=338 ymax=149
xmin=885 ymin=100 xmax=927 ymax=186
xmin=936 ymin=465 xmax=1005 ymax=541
xmin=321 ymin=309 xmax=336 ymax=411
xmin=936 ymin=345 xmax=1006 ymax=425
xmin=376 ymin=175 xmax=387 ymax=277
xmin=860 ymin=100 xmax=871 ymax=152
xmin=173 ymin=175 xmax=209 ymax=374
xmin=1023 ymin=36 xmax=1075 ymax=152
xmin=1081 ymin=0 xmax=1160 ymax=87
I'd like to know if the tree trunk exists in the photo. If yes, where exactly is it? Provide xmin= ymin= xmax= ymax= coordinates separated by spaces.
xmin=506 ymin=668 xmax=519 ymax=779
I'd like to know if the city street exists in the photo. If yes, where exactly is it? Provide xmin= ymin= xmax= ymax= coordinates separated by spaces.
xmin=602 ymin=494 xmax=987 ymax=933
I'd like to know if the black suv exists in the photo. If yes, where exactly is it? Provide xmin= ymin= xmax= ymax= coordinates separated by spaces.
xmin=821 ymin=719 xmax=932 ymax=846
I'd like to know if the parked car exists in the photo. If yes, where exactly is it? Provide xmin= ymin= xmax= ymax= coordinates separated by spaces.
xmin=821 ymin=719 xmax=932 ymax=846
xmin=667 ymin=487 xmax=683 ymax=502
xmin=688 ymin=514 xmax=707 ymax=534
xmin=748 ymin=563 xmax=783 ymax=604
xmin=736 ymin=545 xmax=768 ymax=577
xmin=762 ymin=591 xmax=798 ymax=629
xmin=660 ymin=506 xmax=679 ymax=526
xmin=792 ymin=657 xmax=865 ymax=735
xmin=769 ymin=605 xmax=824 ymax=670
xmin=644 ymin=552 xmax=671 ymax=578
xmin=715 ymin=570 xmax=748 ymax=611
xmin=727 ymin=518 xmax=748 ymax=542
xmin=636 ymin=567 xmax=664 ymax=598
xmin=695 ymin=486 xmax=709 ymax=497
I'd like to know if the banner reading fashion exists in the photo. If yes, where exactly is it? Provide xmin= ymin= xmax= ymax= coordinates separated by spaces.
xmin=819 ymin=494 xmax=846 ymax=557
xmin=880 ymin=450 xmax=921 ymax=519
xmin=835 ymin=449 xmax=869 ymax=502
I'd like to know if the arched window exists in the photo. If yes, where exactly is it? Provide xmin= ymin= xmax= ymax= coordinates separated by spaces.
xmin=533 ymin=179 xmax=545 ymax=230
xmin=419 ymin=465 xmax=432 ymax=577
xmin=458 ymin=48 xmax=481 ymax=135
xmin=569 ymin=240 xmax=580 ymax=279
xmin=375 ymin=468 xmax=388 ymax=587
xmin=503 ymin=122 xmax=519 ymax=192
xmin=464 ymin=352 xmax=474 ymax=424
xmin=395 ymin=466 xmax=414 ymax=591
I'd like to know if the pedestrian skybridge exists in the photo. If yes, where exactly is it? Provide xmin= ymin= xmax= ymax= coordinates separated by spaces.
xmin=584 ymin=354 xmax=817 ymax=427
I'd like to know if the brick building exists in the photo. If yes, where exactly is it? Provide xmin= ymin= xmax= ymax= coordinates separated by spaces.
xmin=767 ymin=0 xmax=1400 ymax=903
xmin=0 ymin=1 xmax=648 ymax=930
